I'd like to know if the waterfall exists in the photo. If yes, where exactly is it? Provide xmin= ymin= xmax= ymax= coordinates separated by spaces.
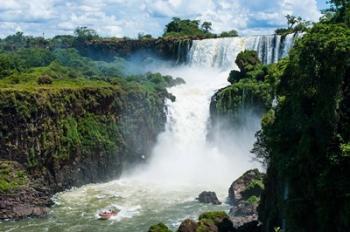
xmin=126 ymin=33 xmax=299 ymax=186
xmin=186 ymin=33 xmax=300 ymax=70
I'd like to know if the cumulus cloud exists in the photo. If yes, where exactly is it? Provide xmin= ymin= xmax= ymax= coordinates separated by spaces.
xmin=0 ymin=0 xmax=324 ymax=38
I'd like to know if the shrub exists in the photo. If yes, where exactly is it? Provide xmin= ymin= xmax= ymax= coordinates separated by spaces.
xmin=37 ymin=74 xmax=53 ymax=85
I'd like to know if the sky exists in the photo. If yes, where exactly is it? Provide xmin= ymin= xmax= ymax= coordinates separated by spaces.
xmin=0 ymin=0 xmax=328 ymax=38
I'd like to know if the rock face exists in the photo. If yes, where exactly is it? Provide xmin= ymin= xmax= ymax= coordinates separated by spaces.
xmin=0 ymin=86 xmax=168 ymax=220
xmin=0 ymin=161 xmax=53 ymax=219
xmin=197 ymin=191 xmax=222 ymax=205
xmin=228 ymin=169 xmax=264 ymax=228
xmin=78 ymin=38 xmax=192 ymax=63
xmin=0 ymin=187 xmax=52 ymax=219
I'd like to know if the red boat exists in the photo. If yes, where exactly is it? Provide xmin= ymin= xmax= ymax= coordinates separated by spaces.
xmin=98 ymin=210 xmax=119 ymax=220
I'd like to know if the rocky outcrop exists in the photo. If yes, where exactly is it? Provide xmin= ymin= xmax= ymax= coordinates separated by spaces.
xmin=0 ymin=85 xmax=168 ymax=220
xmin=197 ymin=191 xmax=221 ymax=205
xmin=228 ymin=169 xmax=264 ymax=227
xmin=148 ymin=223 xmax=173 ymax=232
xmin=158 ymin=211 xmax=262 ymax=232
xmin=177 ymin=219 xmax=198 ymax=232
xmin=0 ymin=161 xmax=52 ymax=219
xmin=0 ymin=187 xmax=52 ymax=219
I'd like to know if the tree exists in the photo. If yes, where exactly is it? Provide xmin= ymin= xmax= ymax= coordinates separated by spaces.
xmin=74 ymin=27 xmax=99 ymax=41
xmin=286 ymin=15 xmax=298 ymax=29
xmin=328 ymin=0 xmax=350 ymax=8
xmin=137 ymin=33 xmax=153 ymax=40
xmin=220 ymin=30 xmax=239 ymax=37
xmin=201 ymin=21 xmax=212 ymax=33
xmin=275 ymin=15 xmax=311 ymax=35
xmin=163 ymin=17 xmax=210 ymax=38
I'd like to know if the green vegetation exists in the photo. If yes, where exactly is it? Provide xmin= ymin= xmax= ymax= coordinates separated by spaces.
xmin=163 ymin=17 xmax=238 ymax=39
xmin=219 ymin=30 xmax=239 ymax=38
xmin=198 ymin=211 xmax=228 ymax=221
xmin=247 ymin=195 xmax=260 ymax=205
xmin=211 ymin=50 xmax=287 ymax=125
xmin=253 ymin=1 xmax=350 ymax=231
xmin=275 ymin=15 xmax=311 ymax=36
xmin=148 ymin=223 xmax=172 ymax=232
xmin=0 ymin=28 xmax=185 ymax=193
xmin=0 ymin=161 xmax=29 ymax=192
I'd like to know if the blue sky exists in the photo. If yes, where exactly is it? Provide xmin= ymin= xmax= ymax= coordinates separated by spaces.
xmin=0 ymin=0 xmax=328 ymax=38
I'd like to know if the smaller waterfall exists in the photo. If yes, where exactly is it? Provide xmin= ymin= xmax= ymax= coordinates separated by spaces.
xmin=186 ymin=33 xmax=300 ymax=70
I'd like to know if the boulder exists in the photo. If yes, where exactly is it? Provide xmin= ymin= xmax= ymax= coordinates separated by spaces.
xmin=228 ymin=169 xmax=265 ymax=228
xmin=177 ymin=219 xmax=198 ymax=232
xmin=198 ymin=211 xmax=236 ymax=232
xmin=197 ymin=191 xmax=221 ymax=205
xmin=228 ymin=169 xmax=264 ymax=203
xmin=148 ymin=223 xmax=172 ymax=232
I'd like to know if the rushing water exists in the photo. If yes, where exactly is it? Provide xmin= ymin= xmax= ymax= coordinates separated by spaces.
xmin=1 ymin=34 xmax=298 ymax=232
xmin=188 ymin=34 xmax=299 ymax=69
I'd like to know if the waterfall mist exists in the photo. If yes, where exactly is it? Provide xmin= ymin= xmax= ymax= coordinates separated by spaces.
xmin=121 ymin=34 xmax=301 ymax=189
xmin=122 ymin=65 xmax=261 ymax=190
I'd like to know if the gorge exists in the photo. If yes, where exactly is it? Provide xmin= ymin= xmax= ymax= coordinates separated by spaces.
xmin=0 ymin=33 xmax=298 ymax=231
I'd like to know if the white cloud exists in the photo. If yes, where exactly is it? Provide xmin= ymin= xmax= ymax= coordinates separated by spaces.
xmin=0 ymin=0 xmax=323 ymax=38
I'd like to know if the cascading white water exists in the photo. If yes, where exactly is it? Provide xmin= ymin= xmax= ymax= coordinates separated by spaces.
xmin=188 ymin=33 xmax=299 ymax=69
xmin=125 ymin=67 xmax=260 ymax=188
xmin=1 ymin=34 xmax=299 ymax=232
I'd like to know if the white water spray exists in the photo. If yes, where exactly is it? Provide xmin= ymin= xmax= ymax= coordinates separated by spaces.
xmin=124 ymin=35 xmax=301 ymax=188
xmin=125 ymin=67 xmax=260 ymax=189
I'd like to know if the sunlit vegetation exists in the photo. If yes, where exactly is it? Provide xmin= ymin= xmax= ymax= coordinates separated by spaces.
xmin=163 ymin=17 xmax=238 ymax=39
xmin=211 ymin=50 xmax=287 ymax=125
xmin=253 ymin=1 xmax=350 ymax=231
xmin=275 ymin=14 xmax=312 ymax=36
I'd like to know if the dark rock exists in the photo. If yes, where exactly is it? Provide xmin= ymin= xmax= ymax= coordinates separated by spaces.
xmin=197 ymin=191 xmax=222 ymax=205
xmin=198 ymin=211 xmax=237 ymax=232
xmin=237 ymin=221 xmax=262 ymax=232
xmin=228 ymin=169 xmax=264 ymax=203
xmin=0 ymin=84 xmax=168 ymax=220
xmin=228 ymin=169 xmax=265 ymax=228
xmin=177 ymin=219 xmax=198 ymax=232
xmin=0 ymin=188 xmax=51 ymax=220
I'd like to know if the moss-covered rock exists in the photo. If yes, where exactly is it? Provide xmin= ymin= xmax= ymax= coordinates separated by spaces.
xmin=148 ymin=223 xmax=173 ymax=232
xmin=0 ymin=161 xmax=29 ymax=193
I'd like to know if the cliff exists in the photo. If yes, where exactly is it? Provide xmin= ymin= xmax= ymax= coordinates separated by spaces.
xmin=0 ymin=83 xmax=169 ymax=219
xmin=77 ymin=38 xmax=192 ymax=63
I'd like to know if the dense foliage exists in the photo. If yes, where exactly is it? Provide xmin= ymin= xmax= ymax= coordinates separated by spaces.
xmin=254 ymin=1 xmax=350 ymax=231
xmin=210 ymin=50 xmax=287 ymax=127
xmin=275 ymin=15 xmax=311 ymax=36
xmin=163 ymin=17 xmax=238 ymax=39
xmin=0 ymin=30 xmax=185 ymax=194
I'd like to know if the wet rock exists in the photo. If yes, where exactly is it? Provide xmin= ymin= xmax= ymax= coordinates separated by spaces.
xmin=148 ymin=223 xmax=172 ymax=232
xmin=228 ymin=169 xmax=264 ymax=203
xmin=0 ymin=161 xmax=52 ymax=220
xmin=177 ymin=219 xmax=198 ymax=232
xmin=228 ymin=169 xmax=264 ymax=228
xmin=197 ymin=191 xmax=222 ymax=205
xmin=198 ymin=211 xmax=237 ymax=232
